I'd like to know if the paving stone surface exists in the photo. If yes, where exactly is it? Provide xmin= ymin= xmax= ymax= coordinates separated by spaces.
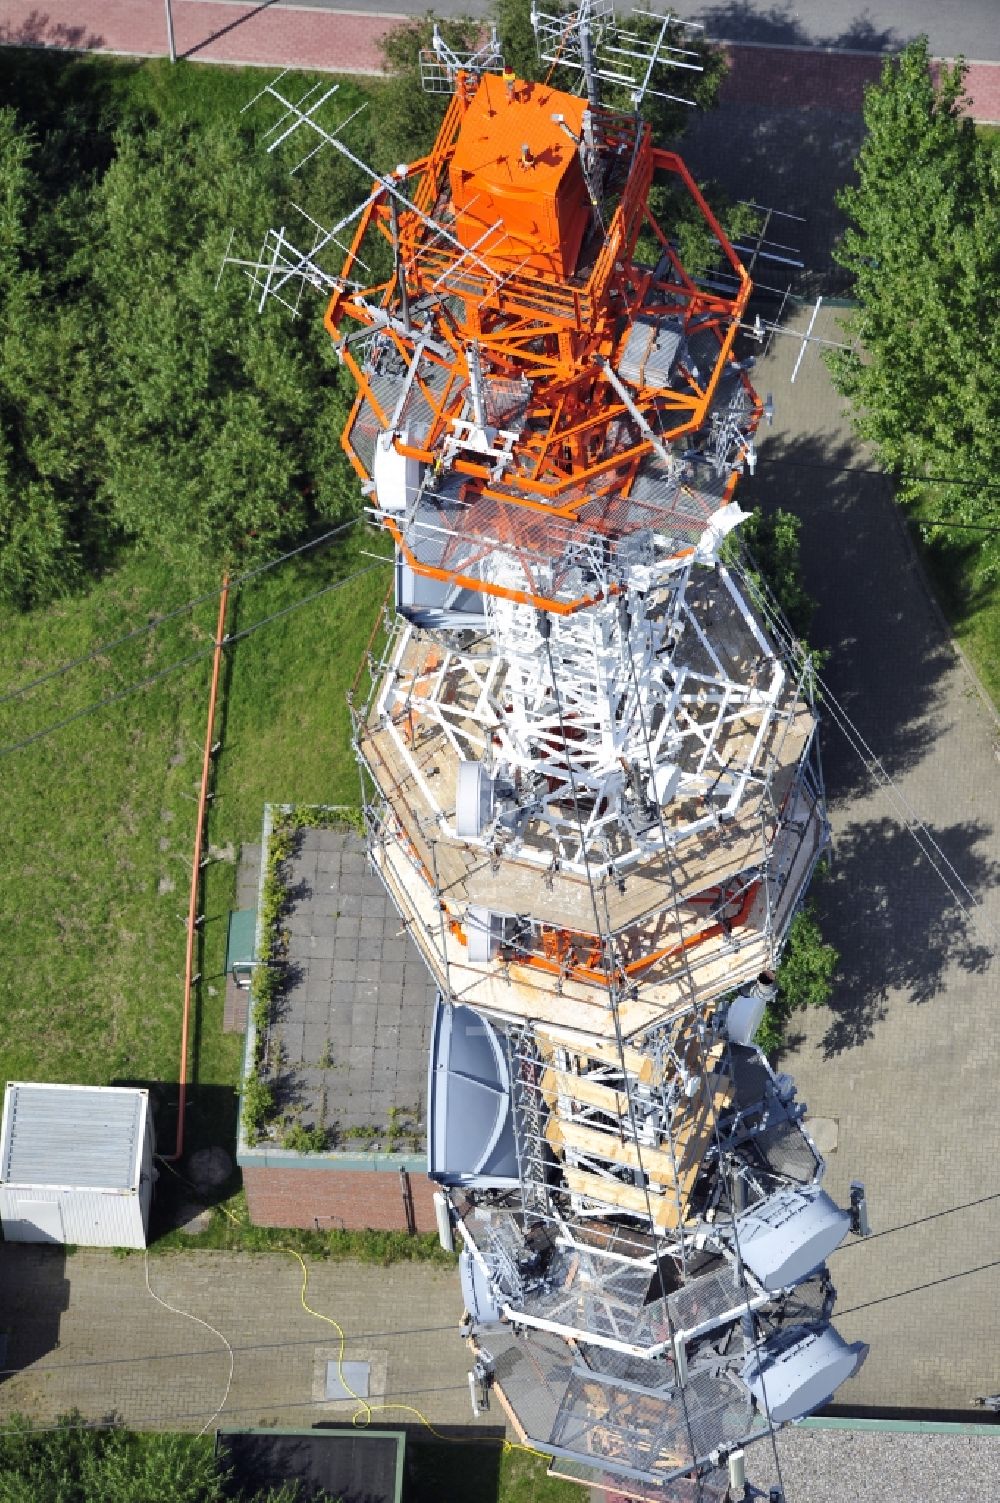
xmin=743 ymin=304 xmax=1000 ymax=1414
xmin=0 ymin=1246 xmax=489 ymax=1434
xmin=269 ymin=828 xmax=436 ymax=1148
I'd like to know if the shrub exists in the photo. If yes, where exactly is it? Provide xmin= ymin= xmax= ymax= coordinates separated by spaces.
xmin=756 ymin=899 xmax=839 ymax=1055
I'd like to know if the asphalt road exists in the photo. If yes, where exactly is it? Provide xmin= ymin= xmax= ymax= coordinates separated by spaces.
xmin=264 ymin=0 xmax=1000 ymax=65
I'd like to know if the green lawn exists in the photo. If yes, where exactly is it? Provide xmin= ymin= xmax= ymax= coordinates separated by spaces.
xmin=0 ymin=527 xmax=390 ymax=1155
xmin=905 ymin=495 xmax=1000 ymax=710
xmin=0 ymin=49 xmax=396 ymax=1156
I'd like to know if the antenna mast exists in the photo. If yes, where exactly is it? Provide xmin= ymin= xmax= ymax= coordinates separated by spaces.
xmin=228 ymin=42 xmax=872 ymax=1499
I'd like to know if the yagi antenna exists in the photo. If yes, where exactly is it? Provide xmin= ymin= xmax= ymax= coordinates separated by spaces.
xmin=530 ymin=0 xmax=704 ymax=110
xmin=419 ymin=23 xmax=504 ymax=94
xmin=232 ymin=71 xmax=516 ymax=305
xmin=743 ymin=296 xmax=860 ymax=384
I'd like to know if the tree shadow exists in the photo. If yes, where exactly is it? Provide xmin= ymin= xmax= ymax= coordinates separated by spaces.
xmin=741 ymin=423 xmax=998 ymax=1055
xmin=680 ymin=99 xmax=864 ymax=284
xmin=0 ymin=13 xmax=105 ymax=51
xmin=690 ymin=1 xmax=904 ymax=53
xmin=815 ymin=816 xmax=997 ymax=1055
xmin=743 ymin=429 xmax=954 ymax=802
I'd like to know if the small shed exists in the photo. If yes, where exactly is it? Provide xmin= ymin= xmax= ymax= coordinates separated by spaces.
xmin=0 ymin=1083 xmax=154 ymax=1248
xmin=216 ymin=1427 xmax=406 ymax=1503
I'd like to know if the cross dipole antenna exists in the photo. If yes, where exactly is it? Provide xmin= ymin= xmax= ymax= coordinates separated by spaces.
xmin=530 ymin=1 xmax=704 ymax=110
xmin=743 ymin=295 xmax=861 ymax=384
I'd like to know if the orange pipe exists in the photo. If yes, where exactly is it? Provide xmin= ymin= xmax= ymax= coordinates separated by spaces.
xmin=163 ymin=574 xmax=230 ymax=1162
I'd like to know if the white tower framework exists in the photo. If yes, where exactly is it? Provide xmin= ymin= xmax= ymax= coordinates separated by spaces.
xmin=235 ymin=49 xmax=869 ymax=1501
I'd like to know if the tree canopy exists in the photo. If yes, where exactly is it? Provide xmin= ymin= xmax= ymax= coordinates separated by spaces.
xmin=831 ymin=38 xmax=1000 ymax=579
xmin=0 ymin=90 xmax=361 ymax=610
xmin=0 ymin=21 xmax=738 ymax=611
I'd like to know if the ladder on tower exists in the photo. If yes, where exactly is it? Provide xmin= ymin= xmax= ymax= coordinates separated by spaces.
xmin=507 ymin=1026 xmax=551 ymax=1220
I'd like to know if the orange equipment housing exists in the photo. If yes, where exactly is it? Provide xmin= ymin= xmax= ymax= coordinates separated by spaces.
xmin=325 ymin=70 xmax=760 ymax=615
xmin=449 ymin=74 xmax=590 ymax=277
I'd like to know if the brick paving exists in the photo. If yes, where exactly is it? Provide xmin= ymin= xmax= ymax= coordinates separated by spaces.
xmin=722 ymin=44 xmax=1000 ymax=124
xmin=0 ymin=0 xmax=404 ymax=74
xmin=0 ymin=1244 xmax=488 ymax=1433
xmin=0 ymin=0 xmax=997 ymax=121
xmin=744 ymin=305 xmax=1000 ymax=1414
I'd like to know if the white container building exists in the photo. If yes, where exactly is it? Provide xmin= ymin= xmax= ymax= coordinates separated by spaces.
xmin=0 ymin=1082 xmax=154 ymax=1248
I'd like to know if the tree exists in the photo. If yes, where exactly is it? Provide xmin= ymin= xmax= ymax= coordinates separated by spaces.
xmin=376 ymin=15 xmax=484 ymax=166
xmin=0 ymin=108 xmax=99 ymax=607
xmin=89 ymin=121 xmax=357 ymax=576
xmin=756 ymin=899 xmax=839 ymax=1056
xmin=831 ymin=38 xmax=1000 ymax=579
xmin=0 ymin=1419 xmax=223 ymax=1503
xmin=0 ymin=96 xmax=363 ymax=608
xmin=737 ymin=507 xmax=817 ymax=641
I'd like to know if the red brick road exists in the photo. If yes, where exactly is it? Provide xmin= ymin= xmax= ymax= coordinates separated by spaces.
xmin=0 ymin=0 xmax=405 ymax=75
xmin=0 ymin=0 xmax=997 ymax=116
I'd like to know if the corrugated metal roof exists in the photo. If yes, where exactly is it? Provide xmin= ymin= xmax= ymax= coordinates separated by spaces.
xmin=1 ymin=1084 xmax=144 ymax=1190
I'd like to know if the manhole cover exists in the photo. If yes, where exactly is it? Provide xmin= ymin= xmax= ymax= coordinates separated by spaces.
xmin=325 ymin=1359 xmax=370 ymax=1401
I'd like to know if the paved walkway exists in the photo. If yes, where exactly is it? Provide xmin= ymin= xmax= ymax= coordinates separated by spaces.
xmin=0 ymin=0 xmax=998 ymax=120
xmin=745 ymin=304 xmax=1000 ymax=1414
xmin=0 ymin=1245 xmax=490 ymax=1433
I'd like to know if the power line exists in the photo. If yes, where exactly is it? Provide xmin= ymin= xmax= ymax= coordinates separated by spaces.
xmin=0 ymin=519 xmax=362 ymax=709
xmin=0 ymin=558 xmax=391 ymax=762
xmin=756 ymin=453 xmax=1000 ymax=506
xmin=619 ymin=612 xmax=790 ymax=1500
xmin=731 ymin=552 xmax=999 ymax=951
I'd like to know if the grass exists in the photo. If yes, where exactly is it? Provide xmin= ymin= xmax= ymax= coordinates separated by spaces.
xmin=903 ymin=493 xmax=1000 ymax=711
xmin=145 ymin=1184 xmax=452 ymax=1264
xmin=0 ymin=49 xmax=373 ymax=134
xmin=0 ymin=527 xmax=390 ymax=1158
xmin=0 ymin=50 xmax=396 ymax=1161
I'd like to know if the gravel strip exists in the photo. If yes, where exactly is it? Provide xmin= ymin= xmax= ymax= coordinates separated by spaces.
xmin=744 ymin=1426 xmax=1000 ymax=1502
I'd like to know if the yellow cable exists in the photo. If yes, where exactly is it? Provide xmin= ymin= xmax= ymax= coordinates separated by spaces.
xmin=286 ymin=1248 xmax=548 ymax=1460
xmin=156 ymin=1160 xmax=548 ymax=1463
